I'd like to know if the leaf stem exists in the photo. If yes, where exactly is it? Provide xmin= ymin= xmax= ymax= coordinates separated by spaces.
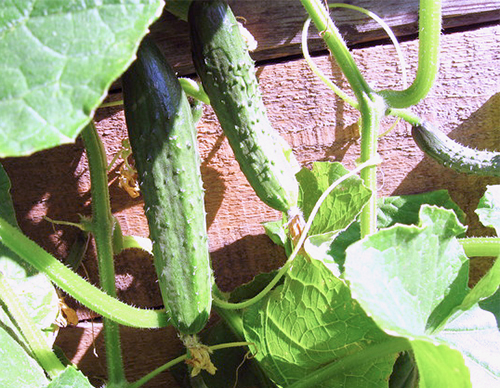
xmin=378 ymin=0 xmax=441 ymax=108
xmin=299 ymin=0 xmax=372 ymax=100
xmin=179 ymin=78 xmax=211 ymax=105
xmin=81 ymin=122 xmax=127 ymax=385
xmin=99 ymin=79 xmax=210 ymax=109
xmin=0 ymin=272 xmax=66 ymax=379
xmin=287 ymin=337 xmax=411 ymax=388
xmin=459 ymin=237 xmax=500 ymax=257
xmin=358 ymin=96 xmax=384 ymax=237
xmin=0 ymin=215 xmax=170 ymax=328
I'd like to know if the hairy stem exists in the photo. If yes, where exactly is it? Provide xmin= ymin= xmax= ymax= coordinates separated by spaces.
xmin=300 ymin=0 xmax=383 ymax=236
xmin=378 ymin=0 xmax=441 ymax=108
xmin=128 ymin=341 xmax=254 ymax=388
xmin=459 ymin=237 xmax=500 ymax=258
xmin=81 ymin=122 xmax=126 ymax=385
xmin=0 ymin=215 xmax=170 ymax=328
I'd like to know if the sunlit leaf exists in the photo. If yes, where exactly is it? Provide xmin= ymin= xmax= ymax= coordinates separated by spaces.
xmin=0 ymin=0 xmax=163 ymax=156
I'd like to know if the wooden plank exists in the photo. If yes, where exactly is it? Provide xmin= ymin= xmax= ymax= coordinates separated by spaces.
xmin=146 ymin=0 xmax=500 ymax=76
xmin=2 ymin=24 xmax=499 ymax=387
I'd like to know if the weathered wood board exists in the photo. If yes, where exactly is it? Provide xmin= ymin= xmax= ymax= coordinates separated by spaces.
xmin=147 ymin=0 xmax=500 ymax=76
xmin=1 ymin=11 xmax=499 ymax=388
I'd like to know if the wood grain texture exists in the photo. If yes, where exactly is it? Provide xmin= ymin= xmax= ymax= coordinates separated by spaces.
xmin=1 ymin=21 xmax=499 ymax=388
xmin=146 ymin=0 xmax=500 ymax=76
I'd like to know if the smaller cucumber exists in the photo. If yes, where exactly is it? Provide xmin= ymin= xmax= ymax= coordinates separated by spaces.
xmin=189 ymin=0 xmax=300 ymax=212
xmin=412 ymin=121 xmax=500 ymax=177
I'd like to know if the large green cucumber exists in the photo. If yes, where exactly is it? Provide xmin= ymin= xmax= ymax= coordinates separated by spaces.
xmin=189 ymin=0 xmax=300 ymax=212
xmin=122 ymin=37 xmax=212 ymax=335
xmin=412 ymin=121 xmax=500 ymax=177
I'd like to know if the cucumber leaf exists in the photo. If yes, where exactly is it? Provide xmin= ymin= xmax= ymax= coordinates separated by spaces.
xmin=0 ymin=326 xmax=48 ymax=388
xmin=456 ymin=185 xmax=500 ymax=310
xmin=344 ymin=205 xmax=489 ymax=387
xmin=315 ymin=189 xmax=466 ymax=274
xmin=0 ymin=162 xmax=59 ymax=347
xmin=458 ymin=253 xmax=500 ymax=311
xmin=297 ymin=162 xmax=371 ymax=236
xmin=243 ymin=254 xmax=396 ymax=388
xmin=0 ymin=0 xmax=164 ymax=157
xmin=476 ymin=185 xmax=500 ymax=235
xmin=45 ymin=365 xmax=94 ymax=388
xmin=378 ymin=189 xmax=466 ymax=229
xmin=438 ymin=300 xmax=500 ymax=387
xmin=409 ymin=340 xmax=470 ymax=388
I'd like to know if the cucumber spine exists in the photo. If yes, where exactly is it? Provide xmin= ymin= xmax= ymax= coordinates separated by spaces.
xmin=122 ymin=37 xmax=212 ymax=334
xmin=189 ymin=0 xmax=300 ymax=212
xmin=412 ymin=121 xmax=500 ymax=177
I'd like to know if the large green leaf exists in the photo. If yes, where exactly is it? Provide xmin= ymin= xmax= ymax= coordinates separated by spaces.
xmin=0 ymin=0 xmax=163 ymax=157
xmin=0 ymin=326 xmax=48 ymax=388
xmin=0 ymin=162 xmax=59 ymax=347
xmin=345 ymin=205 xmax=469 ymax=336
xmin=410 ymin=340 xmax=470 ymax=388
xmin=344 ymin=206 xmax=473 ymax=387
xmin=297 ymin=162 xmax=372 ymax=235
xmin=243 ymin=254 xmax=396 ymax=388
xmin=45 ymin=365 xmax=93 ymax=388
xmin=476 ymin=185 xmax=500 ymax=235
xmin=438 ymin=301 xmax=500 ymax=387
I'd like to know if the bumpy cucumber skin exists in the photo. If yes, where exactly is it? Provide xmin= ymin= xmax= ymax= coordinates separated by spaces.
xmin=189 ymin=0 xmax=300 ymax=212
xmin=122 ymin=37 xmax=212 ymax=335
xmin=412 ymin=121 xmax=500 ymax=177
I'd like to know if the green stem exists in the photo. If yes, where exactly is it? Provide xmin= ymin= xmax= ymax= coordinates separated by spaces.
xmin=358 ymin=96 xmax=383 ymax=237
xmin=128 ymin=341 xmax=253 ymax=388
xmin=99 ymin=79 xmax=210 ymax=110
xmin=0 ymin=215 xmax=170 ymax=328
xmin=387 ymin=108 xmax=422 ymax=126
xmin=299 ymin=0 xmax=372 ymax=100
xmin=459 ymin=237 xmax=500 ymax=257
xmin=0 ymin=273 xmax=66 ymax=379
xmin=81 ymin=123 xmax=126 ymax=385
xmin=378 ymin=0 xmax=441 ymax=108
xmin=287 ymin=337 xmax=411 ymax=388
xmin=300 ymin=0 xmax=383 ymax=237
xmin=81 ymin=123 xmax=118 ymax=294
xmin=179 ymin=78 xmax=211 ymax=105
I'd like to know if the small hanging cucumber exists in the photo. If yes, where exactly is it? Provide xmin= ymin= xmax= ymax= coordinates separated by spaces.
xmin=412 ymin=121 xmax=500 ymax=177
xmin=189 ymin=0 xmax=300 ymax=212
xmin=122 ymin=37 xmax=212 ymax=335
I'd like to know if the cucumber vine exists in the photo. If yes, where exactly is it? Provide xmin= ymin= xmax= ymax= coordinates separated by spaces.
xmin=0 ymin=0 xmax=499 ymax=387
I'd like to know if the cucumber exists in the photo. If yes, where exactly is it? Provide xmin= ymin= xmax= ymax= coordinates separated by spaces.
xmin=412 ymin=121 xmax=500 ymax=177
xmin=122 ymin=37 xmax=212 ymax=335
xmin=189 ymin=0 xmax=300 ymax=212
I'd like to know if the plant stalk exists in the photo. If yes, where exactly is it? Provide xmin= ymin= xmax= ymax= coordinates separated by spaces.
xmin=378 ymin=0 xmax=442 ymax=108
xmin=0 ymin=215 xmax=170 ymax=327
xmin=300 ymin=0 xmax=382 ymax=236
xmin=459 ymin=237 xmax=500 ymax=258
xmin=81 ymin=122 xmax=126 ymax=386
xmin=287 ymin=337 xmax=411 ymax=388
